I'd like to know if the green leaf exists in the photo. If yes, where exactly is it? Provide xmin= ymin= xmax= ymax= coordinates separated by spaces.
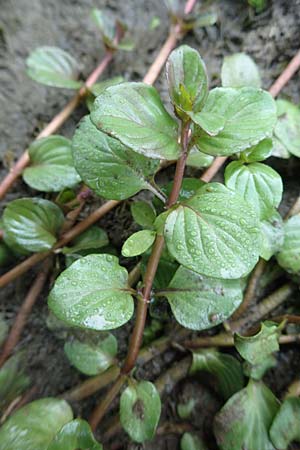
xmin=131 ymin=201 xmax=156 ymax=229
xmin=214 ymin=380 xmax=280 ymax=450
xmin=195 ymin=10 xmax=218 ymax=28
xmin=243 ymin=355 xmax=277 ymax=381
xmin=48 ymin=419 xmax=102 ymax=450
xmin=0 ymin=398 xmax=73 ymax=450
xmin=122 ymin=230 xmax=156 ymax=257
xmin=91 ymin=82 xmax=180 ymax=160
xmin=189 ymin=111 xmax=226 ymax=136
xmin=141 ymin=250 xmax=178 ymax=290
xmin=186 ymin=147 xmax=214 ymax=168
xmin=0 ymin=242 xmax=13 ymax=266
xmin=260 ymin=211 xmax=284 ymax=261
xmin=270 ymin=397 xmax=300 ymax=449
xmin=62 ymin=226 xmax=109 ymax=255
xmin=224 ymin=161 xmax=283 ymax=220
xmin=276 ymin=214 xmax=300 ymax=274
xmin=0 ymin=353 xmax=30 ymax=411
xmin=64 ymin=333 xmax=117 ymax=376
xmin=91 ymin=9 xmax=132 ymax=52
xmin=26 ymin=46 xmax=82 ymax=89
xmin=23 ymin=136 xmax=81 ymax=192
xmin=164 ymin=183 xmax=260 ymax=279
xmin=273 ymin=100 xmax=300 ymax=158
xmin=248 ymin=0 xmax=268 ymax=12
xmin=3 ymin=198 xmax=64 ymax=254
xmin=221 ymin=53 xmax=261 ymax=88
xmin=86 ymin=77 xmax=124 ymax=112
xmin=190 ymin=349 xmax=244 ymax=399
xmin=194 ymin=87 xmax=277 ymax=157
xmin=166 ymin=45 xmax=208 ymax=115
xmin=181 ymin=432 xmax=207 ymax=450
xmin=240 ymin=138 xmax=273 ymax=162
xmin=72 ymin=116 xmax=160 ymax=200
xmin=234 ymin=321 xmax=281 ymax=365
xmin=48 ymin=254 xmax=134 ymax=330
xmin=177 ymin=398 xmax=197 ymax=419
xmin=120 ymin=380 xmax=161 ymax=443
xmin=162 ymin=265 xmax=242 ymax=330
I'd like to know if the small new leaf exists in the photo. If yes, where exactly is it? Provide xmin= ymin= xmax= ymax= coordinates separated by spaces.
xmin=221 ymin=53 xmax=261 ymax=88
xmin=241 ymin=138 xmax=273 ymax=162
xmin=270 ymin=397 xmax=300 ymax=449
xmin=48 ymin=419 xmax=102 ymax=450
xmin=122 ymin=230 xmax=156 ymax=257
xmin=91 ymin=9 xmax=133 ymax=52
xmin=91 ymin=82 xmax=180 ymax=160
xmin=62 ymin=226 xmax=109 ymax=255
xmin=26 ymin=46 xmax=82 ymax=89
xmin=276 ymin=214 xmax=300 ymax=274
xmin=48 ymin=254 xmax=134 ymax=330
xmin=131 ymin=201 xmax=157 ymax=229
xmin=120 ymin=380 xmax=161 ymax=443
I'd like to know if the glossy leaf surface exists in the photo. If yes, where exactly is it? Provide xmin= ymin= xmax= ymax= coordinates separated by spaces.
xmin=48 ymin=419 xmax=102 ymax=450
xmin=122 ymin=230 xmax=156 ymax=257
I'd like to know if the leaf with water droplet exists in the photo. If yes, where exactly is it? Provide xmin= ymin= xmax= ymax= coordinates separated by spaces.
xmin=91 ymin=82 xmax=180 ymax=160
xmin=120 ymin=380 xmax=161 ymax=443
xmin=164 ymin=182 xmax=261 ymax=279
xmin=221 ymin=53 xmax=261 ymax=88
xmin=48 ymin=254 xmax=134 ymax=331
xmin=270 ymin=397 xmax=300 ymax=450
xmin=122 ymin=230 xmax=156 ymax=257
xmin=276 ymin=214 xmax=300 ymax=274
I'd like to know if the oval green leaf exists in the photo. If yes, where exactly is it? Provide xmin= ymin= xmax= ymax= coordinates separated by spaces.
xmin=72 ymin=116 xmax=160 ymax=200
xmin=26 ymin=46 xmax=82 ymax=89
xmin=240 ymin=138 xmax=273 ymax=162
xmin=122 ymin=230 xmax=156 ymax=257
xmin=273 ymin=100 xmax=300 ymax=158
xmin=48 ymin=419 xmax=102 ymax=450
xmin=276 ymin=214 xmax=300 ymax=274
xmin=62 ymin=226 xmax=109 ymax=255
xmin=23 ymin=135 xmax=81 ymax=192
xmin=186 ymin=147 xmax=214 ymax=168
xmin=131 ymin=201 xmax=157 ymax=229
xmin=270 ymin=397 xmax=300 ymax=450
xmin=162 ymin=265 xmax=242 ymax=330
xmin=48 ymin=254 xmax=134 ymax=330
xmin=0 ymin=398 xmax=73 ymax=450
xmin=3 ymin=198 xmax=64 ymax=254
xmin=194 ymin=87 xmax=277 ymax=156
xmin=221 ymin=53 xmax=261 ymax=88
xmin=91 ymin=82 xmax=180 ymax=160
xmin=260 ymin=211 xmax=284 ymax=261
xmin=120 ymin=380 xmax=161 ymax=443
xmin=164 ymin=183 xmax=260 ymax=279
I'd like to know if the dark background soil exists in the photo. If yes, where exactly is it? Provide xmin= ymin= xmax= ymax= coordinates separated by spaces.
xmin=1 ymin=0 xmax=300 ymax=448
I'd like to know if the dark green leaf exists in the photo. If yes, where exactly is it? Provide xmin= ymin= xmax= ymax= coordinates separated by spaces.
xmin=273 ymin=100 xmax=300 ymax=158
xmin=194 ymin=87 xmax=277 ymax=156
xmin=62 ymin=226 xmax=109 ymax=255
xmin=164 ymin=183 xmax=260 ymax=279
xmin=190 ymin=349 xmax=244 ymax=399
xmin=48 ymin=419 xmax=102 ymax=450
xmin=270 ymin=397 xmax=300 ymax=449
xmin=162 ymin=265 xmax=242 ymax=330
xmin=166 ymin=45 xmax=208 ymax=115
xmin=72 ymin=116 xmax=160 ymax=200
xmin=0 ymin=315 xmax=8 ymax=346
xmin=224 ymin=161 xmax=283 ymax=220
xmin=260 ymin=211 xmax=284 ymax=261
xmin=221 ymin=53 xmax=261 ymax=88
xmin=0 ymin=242 xmax=13 ymax=266
xmin=0 ymin=353 xmax=30 ymax=411
xmin=120 ymin=380 xmax=161 ymax=443
xmin=26 ymin=46 xmax=82 ymax=89
xmin=214 ymin=380 xmax=280 ymax=450
xmin=23 ymin=135 xmax=81 ymax=192
xmin=48 ymin=254 xmax=134 ymax=330
xmin=241 ymin=138 xmax=273 ymax=162
xmin=186 ymin=147 xmax=214 ymax=168
xmin=131 ymin=201 xmax=156 ymax=229
xmin=91 ymin=82 xmax=180 ymax=160
xmin=181 ymin=432 xmax=207 ymax=450
xmin=0 ymin=398 xmax=73 ymax=450
xmin=122 ymin=230 xmax=156 ymax=257
xmin=276 ymin=214 xmax=300 ymax=274
xmin=3 ymin=198 xmax=64 ymax=254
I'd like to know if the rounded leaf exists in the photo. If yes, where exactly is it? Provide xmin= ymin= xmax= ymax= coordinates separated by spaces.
xmin=91 ymin=82 xmax=180 ymax=160
xmin=23 ymin=135 xmax=81 ymax=192
xmin=3 ymin=198 xmax=64 ymax=254
xmin=260 ymin=211 xmax=284 ymax=261
xmin=221 ymin=53 xmax=261 ymax=88
xmin=48 ymin=419 xmax=102 ymax=450
xmin=48 ymin=254 xmax=134 ymax=330
xmin=276 ymin=214 xmax=300 ymax=274
xmin=72 ymin=116 xmax=160 ymax=200
xmin=26 ymin=46 xmax=82 ymax=89
xmin=120 ymin=380 xmax=161 ymax=443
xmin=131 ymin=201 xmax=157 ymax=229
xmin=122 ymin=230 xmax=156 ymax=257
xmin=164 ymin=183 xmax=260 ymax=279
xmin=270 ymin=397 xmax=300 ymax=450
xmin=0 ymin=398 xmax=73 ymax=450
xmin=273 ymin=99 xmax=300 ymax=158
xmin=241 ymin=138 xmax=273 ymax=162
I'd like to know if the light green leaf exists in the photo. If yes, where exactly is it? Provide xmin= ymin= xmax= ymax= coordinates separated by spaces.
xmin=166 ymin=45 xmax=208 ymax=115
xmin=181 ymin=432 xmax=207 ymax=450
xmin=234 ymin=321 xmax=281 ymax=365
xmin=224 ymin=161 xmax=283 ymax=220
xmin=276 ymin=214 xmax=300 ymax=274
xmin=270 ymin=397 xmax=300 ymax=449
xmin=164 ymin=183 xmax=260 ymax=279
xmin=64 ymin=333 xmax=117 ymax=376
xmin=161 ymin=265 xmax=242 ymax=330
xmin=48 ymin=419 xmax=102 ymax=450
xmin=86 ymin=77 xmax=124 ymax=112
xmin=91 ymin=82 xmax=180 ymax=160
xmin=26 ymin=46 xmax=82 ymax=89
xmin=120 ymin=380 xmax=161 ymax=443
xmin=91 ymin=9 xmax=132 ymax=52
xmin=190 ymin=349 xmax=244 ymax=399
xmin=243 ymin=355 xmax=277 ymax=381
xmin=221 ymin=53 xmax=261 ymax=88
xmin=189 ymin=111 xmax=226 ymax=136
xmin=260 ymin=211 xmax=284 ymax=261
xmin=273 ymin=99 xmax=300 ymax=158
xmin=0 ymin=398 xmax=73 ymax=450
xmin=23 ymin=135 xmax=81 ymax=192
xmin=214 ymin=380 xmax=280 ymax=450
xmin=131 ymin=201 xmax=156 ymax=229
xmin=177 ymin=398 xmax=197 ymax=419
xmin=195 ymin=10 xmax=218 ymax=28
xmin=48 ymin=254 xmax=134 ymax=330
xmin=194 ymin=87 xmax=277 ymax=156
xmin=72 ymin=116 xmax=160 ymax=200
xmin=122 ymin=230 xmax=156 ymax=257
xmin=62 ymin=226 xmax=108 ymax=255
xmin=3 ymin=198 xmax=64 ymax=254
xmin=186 ymin=147 xmax=214 ymax=168
xmin=241 ymin=138 xmax=273 ymax=162
xmin=0 ymin=353 xmax=30 ymax=411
